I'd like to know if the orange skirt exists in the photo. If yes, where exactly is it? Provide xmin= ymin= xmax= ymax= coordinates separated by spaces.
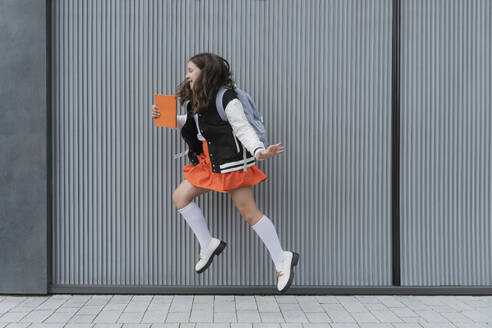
xmin=183 ymin=140 xmax=267 ymax=193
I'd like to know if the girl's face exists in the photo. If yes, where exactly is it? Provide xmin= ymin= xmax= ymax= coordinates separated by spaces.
xmin=186 ymin=61 xmax=201 ymax=90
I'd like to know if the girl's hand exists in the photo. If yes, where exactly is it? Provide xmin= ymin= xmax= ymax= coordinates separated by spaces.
xmin=152 ymin=104 xmax=160 ymax=119
xmin=256 ymin=142 xmax=285 ymax=160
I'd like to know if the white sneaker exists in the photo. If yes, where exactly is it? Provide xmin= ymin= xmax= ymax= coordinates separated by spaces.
xmin=276 ymin=251 xmax=300 ymax=293
xmin=195 ymin=237 xmax=227 ymax=274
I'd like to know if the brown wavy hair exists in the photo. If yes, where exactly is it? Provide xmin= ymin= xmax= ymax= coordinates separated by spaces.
xmin=176 ymin=53 xmax=236 ymax=113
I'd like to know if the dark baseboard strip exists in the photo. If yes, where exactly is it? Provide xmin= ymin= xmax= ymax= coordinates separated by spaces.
xmin=391 ymin=0 xmax=402 ymax=287
xmin=47 ymin=285 xmax=492 ymax=296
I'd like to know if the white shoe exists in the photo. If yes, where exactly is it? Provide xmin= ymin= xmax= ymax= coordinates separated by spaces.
xmin=276 ymin=251 xmax=300 ymax=293
xmin=195 ymin=237 xmax=227 ymax=274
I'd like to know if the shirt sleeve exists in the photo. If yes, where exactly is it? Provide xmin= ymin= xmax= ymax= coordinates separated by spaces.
xmin=176 ymin=114 xmax=187 ymax=130
xmin=224 ymin=98 xmax=265 ymax=159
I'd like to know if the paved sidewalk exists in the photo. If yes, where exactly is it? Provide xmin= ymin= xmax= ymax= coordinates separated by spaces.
xmin=0 ymin=294 xmax=491 ymax=328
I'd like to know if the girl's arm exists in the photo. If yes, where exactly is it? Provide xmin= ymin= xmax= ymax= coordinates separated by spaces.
xmin=224 ymin=99 xmax=265 ymax=159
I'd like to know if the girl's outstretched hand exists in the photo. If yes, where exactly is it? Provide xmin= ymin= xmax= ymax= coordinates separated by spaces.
xmin=256 ymin=142 xmax=285 ymax=160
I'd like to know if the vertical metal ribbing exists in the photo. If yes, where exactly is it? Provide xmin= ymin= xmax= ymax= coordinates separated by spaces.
xmin=52 ymin=0 xmax=393 ymax=287
xmin=400 ymin=0 xmax=492 ymax=286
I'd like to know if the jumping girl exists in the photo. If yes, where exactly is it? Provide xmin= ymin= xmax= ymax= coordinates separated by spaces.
xmin=152 ymin=53 xmax=299 ymax=293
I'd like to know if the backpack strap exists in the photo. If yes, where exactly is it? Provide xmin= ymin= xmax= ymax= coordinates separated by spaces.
xmin=215 ymin=86 xmax=233 ymax=121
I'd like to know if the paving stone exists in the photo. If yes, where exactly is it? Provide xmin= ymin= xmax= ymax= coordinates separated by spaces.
xmin=193 ymin=296 xmax=214 ymax=304
xmin=349 ymin=312 xmax=378 ymax=323
xmin=230 ymin=324 xmax=253 ymax=328
xmin=419 ymin=324 xmax=455 ymax=328
xmin=255 ymin=296 xmax=276 ymax=302
xmin=401 ymin=316 xmax=427 ymax=324
xmin=279 ymin=324 xmax=303 ymax=328
xmin=355 ymin=296 xmax=381 ymax=304
xmin=0 ymin=298 xmax=26 ymax=305
xmin=358 ymin=324 xmax=393 ymax=328
xmin=315 ymin=296 xmax=338 ymax=304
xmin=176 ymin=324 xmax=195 ymax=328
xmin=132 ymin=296 xmax=154 ymax=303
xmin=236 ymin=302 xmax=258 ymax=311
xmin=165 ymin=312 xmax=189 ymax=323
xmin=281 ymin=311 xmax=308 ymax=323
xmin=278 ymin=304 xmax=302 ymax=312
xmin=369 ymin=310 xmax=402 ymax=323
xmin=320 ymin=304 xmax=345 ymax=312
xmin=141 ymin=311 xmax=167 ymax=324
xmin=390 ymin=324 xmax=422 ymax=328
xmin=147 ymin=304 xmax=170 ymax=312
xmin=85 ymin=296 xmax=112 ymax=306
xmin=213 ymin=311 xmax=237 ymax=323
xmin=189 ymin=311 xmax=213 ymax=323
xmin=257 ymin=302 xmax=281 ymax=313
xmin=2 ymin=308 xmax=34 ymax=314
xmin=275 ymin=297 xmax=298 ymax=304
xmin=236 ymin=311 xmax=261 ymax=323
xmin=93 ymin=310 xmax=123 ymax=323
xmin=77 ymin=305 xmax=105 ymax=315
xmin=324 ymin=311 xmax=355 ymax=323
xmin=18 ymin=298 xmax=48 ymax=308
xmin=150 ymin=296 xmax=174 ymax=304
xmin=43 ymin=311 xmax=76 ymax=323
xmin=19 ymin=310 xmax=54 ymax=323
xmin=191 ymin=303 xmax=214 ymax=312
xmin=259 ymin=312 xmax=285 ymax=323
xmin=196 ymin=324 xmax=229 ymax=328
xmin=389 ymin=307 xmax=418 ymax=318
xmin=304 ymin=312 xmax=331 ymax=323
xmin=118 ymin=312 xmax=144 ymax=323
xmin=168 ymin=302 xmax=192 ymax=313
xmin=68 ymin=314 xmax=97 ymax=324
xmin=298 ymin=303 xmax=325 ymax=313
xmin=413 ymin=310 xmax=450 ymax=323
xmin=415 ymin=296 xmax=445 ymax=306
xmin=124 ymin=303 xmax=150 ymax=313
xmin=109 ymin=296 xmax=134 ymax=304
xmin=462 ymin=310 xmax=490 ymax=323
xmin=340 ymin=302 xmax=368 ymax=313
xmin=214 ymin=296 xmax=234 ymax=302
xmin=376 ymin=296 xmax=405 ymax=308
xmin=103 ymin=303 xmax=128 ymax=311
xmin=330 ymin=324 xmax=358 ymax=328
xmin=214 ymin=301 xmax=236 ymax=313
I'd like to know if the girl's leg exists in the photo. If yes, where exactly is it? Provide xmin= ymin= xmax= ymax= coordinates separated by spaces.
xmin=229 ymin=186 xmax=285 ymax=271
xmin=173 ymin=180 xmax=212 ymax=254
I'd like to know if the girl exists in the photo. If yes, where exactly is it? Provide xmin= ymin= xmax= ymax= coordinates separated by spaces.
xmin=152 ymin=53 xmax=299 ymax=293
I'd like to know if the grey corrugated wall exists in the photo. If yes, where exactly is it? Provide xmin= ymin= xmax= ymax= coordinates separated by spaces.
xmin=400 ymin=0 xmax=492 ymax=286
xmin=51 ymin=0 xmax=393 ymax=287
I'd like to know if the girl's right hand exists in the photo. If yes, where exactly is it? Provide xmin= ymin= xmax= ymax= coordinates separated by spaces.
xmin=152 ymin=104 xmax=160 ymax=119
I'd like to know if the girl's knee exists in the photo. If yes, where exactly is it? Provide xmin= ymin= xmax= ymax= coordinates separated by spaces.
xmin=241 ymin=210 xmax=263 ymax=226
xmin=173 ymin=189 xmax=189 ymax=210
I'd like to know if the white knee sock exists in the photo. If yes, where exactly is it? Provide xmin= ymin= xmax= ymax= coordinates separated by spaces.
xmin=177 ymin=201 xmax=212 ymax=254
xmin=251 ymin=215 xmax=285 ymax=271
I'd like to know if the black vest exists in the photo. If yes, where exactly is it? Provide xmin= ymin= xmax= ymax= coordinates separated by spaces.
xmin=180 ymin=98 xmax=256 ymax=173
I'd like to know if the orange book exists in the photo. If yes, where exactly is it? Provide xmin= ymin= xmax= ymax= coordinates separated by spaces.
xmin=154 ymin=94 xmax=177 ymax=128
